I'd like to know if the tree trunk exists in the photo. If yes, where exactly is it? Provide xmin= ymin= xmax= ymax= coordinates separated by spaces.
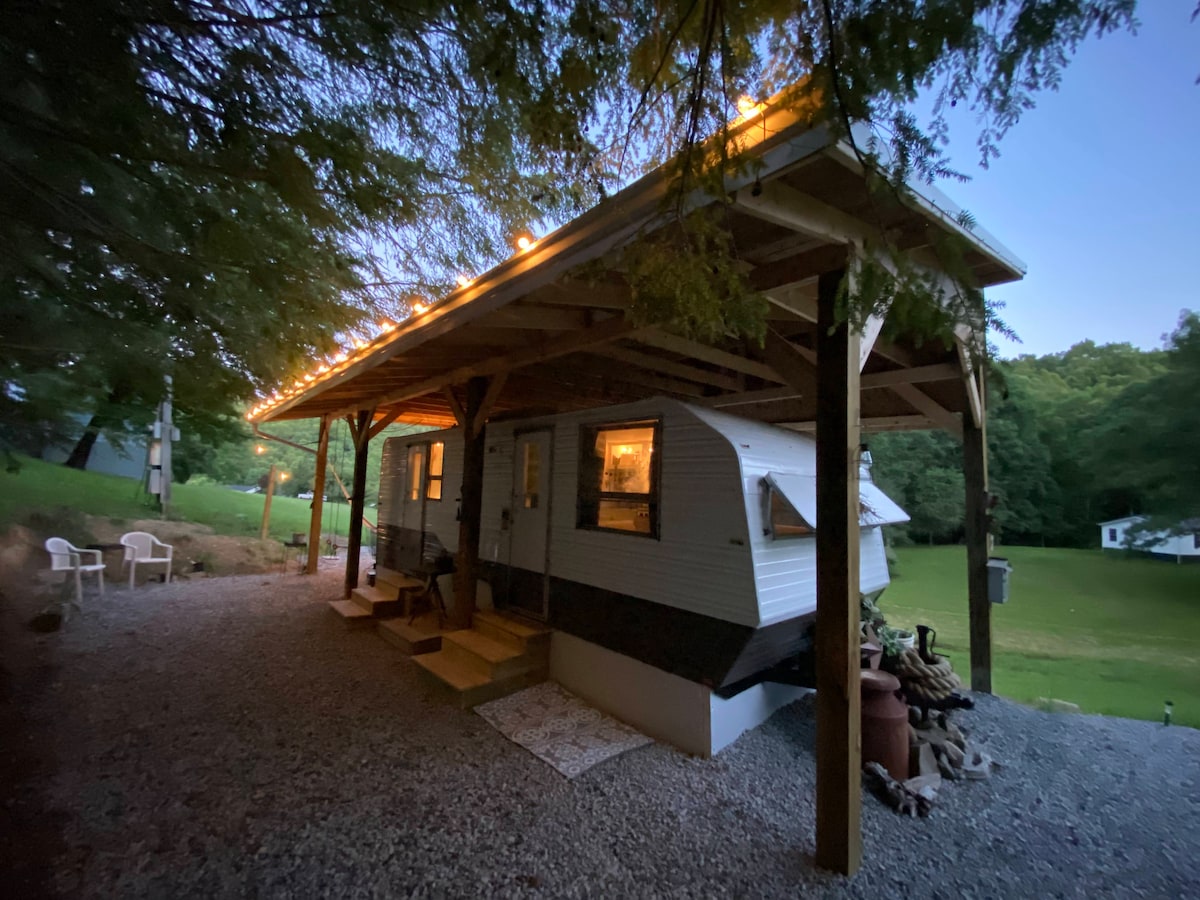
xmin=64 ymin=415 xmax=102 ymax=470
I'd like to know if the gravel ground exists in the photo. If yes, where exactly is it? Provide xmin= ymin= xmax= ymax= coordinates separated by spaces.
xmin=4 ymin=567 xmax=1200 ymax=899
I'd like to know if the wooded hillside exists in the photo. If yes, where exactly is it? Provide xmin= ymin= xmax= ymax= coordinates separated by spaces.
xmin=872 ymin=311 xmax=1199 ymax=548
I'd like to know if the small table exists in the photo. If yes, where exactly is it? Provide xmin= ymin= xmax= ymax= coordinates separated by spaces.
xmin=281 ymin=540 xmax=307 ymax=573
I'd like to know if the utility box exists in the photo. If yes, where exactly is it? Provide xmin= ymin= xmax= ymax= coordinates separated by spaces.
xmin=987 ymin=557 xmax=1012 ymax=604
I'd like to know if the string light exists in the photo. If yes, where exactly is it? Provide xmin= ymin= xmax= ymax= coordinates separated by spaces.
xmin=737 ymin=95 xmax=765 ymax=121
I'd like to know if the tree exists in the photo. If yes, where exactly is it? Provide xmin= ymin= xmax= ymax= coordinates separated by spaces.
xmin=1097 ymin=312 xmax=1200 ymax=523
xmin=2 ymin=1 xmax=1140 ymax=467
xmin=1 ymin=0 xmax=617 ymax=464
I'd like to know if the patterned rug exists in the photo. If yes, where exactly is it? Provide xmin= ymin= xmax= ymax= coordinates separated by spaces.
xmin=475 ymin=682 xmax=653 ymax=778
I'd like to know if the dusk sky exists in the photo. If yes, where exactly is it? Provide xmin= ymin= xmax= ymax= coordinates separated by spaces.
xmin=935 ymin=2 xmax=1199 ymax=359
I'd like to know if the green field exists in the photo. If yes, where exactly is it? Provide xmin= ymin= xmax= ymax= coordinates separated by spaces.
xmin=882 ymin=545 xmax=1200 ymax=727
xmin=0 ymin=456 xmax=360 ymax=543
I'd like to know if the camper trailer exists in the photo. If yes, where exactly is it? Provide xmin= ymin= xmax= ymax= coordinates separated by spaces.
xmin=377 ymin=397 xmax=908 ymax=755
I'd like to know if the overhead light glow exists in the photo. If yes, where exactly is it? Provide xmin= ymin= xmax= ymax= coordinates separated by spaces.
xmin=737 ymin=95 xmax=764 ymax=121
xmin=456 ymin=274 xmax=471 ymax=288
xmin=516 ymin=235 xmax=532 ymax=251
xmin=412 ymin=301 xmax=429 ymax=314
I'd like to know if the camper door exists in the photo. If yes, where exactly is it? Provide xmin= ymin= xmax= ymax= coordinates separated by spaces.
xmin=507 ymin=428 xmax=552 ymax=618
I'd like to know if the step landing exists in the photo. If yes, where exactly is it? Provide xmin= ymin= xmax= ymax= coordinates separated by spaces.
xmin=377 ymin=612 xmax=459 ymax=656
xmin=327 ymin=599 xmax=375 ymax=630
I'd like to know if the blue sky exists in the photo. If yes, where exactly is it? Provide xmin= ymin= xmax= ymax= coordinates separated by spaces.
xmin=935 ymin=2 xmax=1199 ymax=359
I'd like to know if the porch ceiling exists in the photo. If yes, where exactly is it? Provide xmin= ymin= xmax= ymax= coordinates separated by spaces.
xmin=252 ymin=107 xmax=1023 ymax=436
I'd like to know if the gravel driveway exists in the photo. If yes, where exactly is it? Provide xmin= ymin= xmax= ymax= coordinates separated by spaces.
xmin=3 ymin=568 xmax=1199 ymax=898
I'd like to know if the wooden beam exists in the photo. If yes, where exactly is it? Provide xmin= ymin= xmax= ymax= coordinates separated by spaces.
xmin=483 ymin=305 xmax=594 ymax=330
xmin=787 ymin=414 xmax=933 ymax=434
xmin=814 ymin=267 xmax=862 ymax=876
xmin=763 ymin=328 xmax=818 ymax=396
xmin=331 ymin=315 xmax=641 ymax=418
xmin=700 ymin=386 xmax=802 ymax=408
xmin=305 ymin=415 xmax=330 ymax=575
xmin=860 ymin=363 xmax=959 ymax=389
xmin=633 ymin=330 xmax=781 ymax=382
xmin=888 ymin=383 xmax=963 ymax=437
xmin=442 ymin=387 xmax=466 ymax=427
xmin=964 ymin=406 xmax=991 ymax=693
xmin=734 ymin=180 xmax=877 ymax=247
xmin=570 ymin=355 xmax=710 ymax=400
xmin=367 ymin=407 xmax=405 ymax=441
xmin=454 ymin=377 xmax=487 ymax=628
xmin=344 ymin=408 xmax=371 ymax=600
xmin=593 ymin=345 xmax=744 ymax=392
xmin=469 ymin=372 xmax=508 ymax=438
xmin=954 ymin=331 xmax=984 ymax=429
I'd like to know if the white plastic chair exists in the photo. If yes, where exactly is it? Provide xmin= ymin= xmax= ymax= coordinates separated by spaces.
xmin=119 ymin=531 xmax=173 ymax=588
xmin=45 ymin=537 xmax=106 ymax=602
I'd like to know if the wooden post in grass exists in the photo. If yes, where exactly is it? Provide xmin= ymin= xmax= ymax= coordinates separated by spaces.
xmin=344 ymin=409 xmax=372 ymax=600
xmin=964 ymin=394 xmax=992 ymax=693
xmin=259 ymin=464 xmax=277 ymax=540
xmin=814 ymin=266 xmax=862 ymax=876
xmin=305 ymin=415 xmax=331 ymax=575
xmin=453 ymin=376 xmax=489 ymax=629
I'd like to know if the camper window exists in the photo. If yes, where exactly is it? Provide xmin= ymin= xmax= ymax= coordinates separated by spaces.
xmin=765 ymin=485 xmax=813 ymax=538
xmin=577 ymin=420 xmax=660 ymax=537
xmin=407 ymin=445 xmax=425 ymax=501
xmin=428 ymin=442 xmax=444 ymax=501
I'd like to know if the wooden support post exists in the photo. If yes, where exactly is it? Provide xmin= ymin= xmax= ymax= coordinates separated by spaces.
xmin=260 ymin=464 xmax=277 ymax=540
xmin=814 ymin=266 xmax=862 ymax=876
xmin=964 ymin=403 xmax=992 ymax=693
xmin=305 ymin=415 xmax=331 ymax=575
xmin=453 ymin=376 xmax=487 ymax=628
xmin=344 ymin=409 xmax=371 ymax=600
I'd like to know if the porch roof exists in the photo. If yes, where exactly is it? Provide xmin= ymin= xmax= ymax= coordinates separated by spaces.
xmin=250 ymin=103 xmax=1024 ymax=434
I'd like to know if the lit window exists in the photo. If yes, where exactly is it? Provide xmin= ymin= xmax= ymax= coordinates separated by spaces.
xmin=407 ymin=445 xmax=425 ymax=501
xmin=522 ymin=441 xmax=540 ymax=509
xmin=428 ymin=441 xmax=444 ymax=501
xmin=577 ymin=420 xmax=660 ymax=536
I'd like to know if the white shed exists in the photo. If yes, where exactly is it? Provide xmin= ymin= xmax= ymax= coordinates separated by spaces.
xmin=377 ymin=396 xmax=908 ymax=754
xmin=1100 ymin=515 xmax=1200 ymax=562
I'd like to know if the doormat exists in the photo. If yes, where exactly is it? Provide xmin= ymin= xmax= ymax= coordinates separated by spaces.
xmin=475 ymin=682 xmax=653 ymax=778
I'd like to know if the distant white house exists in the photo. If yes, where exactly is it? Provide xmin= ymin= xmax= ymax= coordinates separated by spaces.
xmin=1100 ymin=515 xmax=1200 ymax=563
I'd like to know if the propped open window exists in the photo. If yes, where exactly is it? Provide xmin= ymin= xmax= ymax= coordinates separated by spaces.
xmin=762 ymin=473 xmax=815 ymax=539
xmin=762 ymin=471 xmax=909 ymax=539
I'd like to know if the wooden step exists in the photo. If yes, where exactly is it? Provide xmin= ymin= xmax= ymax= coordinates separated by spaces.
xmin=441 ymin=629 xmax=528 ymax=679
xmin=350 ymin=584 xmax=403 ymax=617
xmin=377 ymin=617 xmax=454 ymax=656
xmin=413 ymin=651 xmax=547 ymax=708
xmin=473 ymin=609 xmax=552 ymax=654
xmin=376 ymin=567 xmax=426 ymax=593
xmin=327 ymin=599 xmax=375 ymax=630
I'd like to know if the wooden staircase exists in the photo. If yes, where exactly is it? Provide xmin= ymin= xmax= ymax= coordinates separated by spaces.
xmin=327 ymin=566 xmax=426 ymax=629
xmin=413 ymin=609 xmax=550 ymax=708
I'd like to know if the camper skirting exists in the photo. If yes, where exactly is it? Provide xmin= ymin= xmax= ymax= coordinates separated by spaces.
xmin=550 ymin=632 xmax=808 ymax=757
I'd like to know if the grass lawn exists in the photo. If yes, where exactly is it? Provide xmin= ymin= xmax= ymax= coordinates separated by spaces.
xmin=882 ymin=545 xmax=1200 ymax=728
xmin=0 ymin=456 xmax=361 ymax=544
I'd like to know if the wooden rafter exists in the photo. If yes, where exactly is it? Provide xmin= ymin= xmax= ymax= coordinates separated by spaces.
xmin=469 ymin=372 xmax=508 ymax=438
xmin=441 ymin=387 xmax=466 ymax=427
xmin=889 ymin=383 xmax=962 ymax=437
xmin=634 ymin=330 xmax=780 ymax=382
xmin=327 ymin=316 xmax=643 ymax=418
xmin=593 ymin=345 xmax=745 ymax=392
xmin=763 ymin=328 xmax=818 ymax=396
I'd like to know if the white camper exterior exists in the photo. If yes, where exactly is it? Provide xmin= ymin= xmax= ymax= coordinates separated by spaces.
xmin=377 ymin=397 xmax=908 ymax=754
